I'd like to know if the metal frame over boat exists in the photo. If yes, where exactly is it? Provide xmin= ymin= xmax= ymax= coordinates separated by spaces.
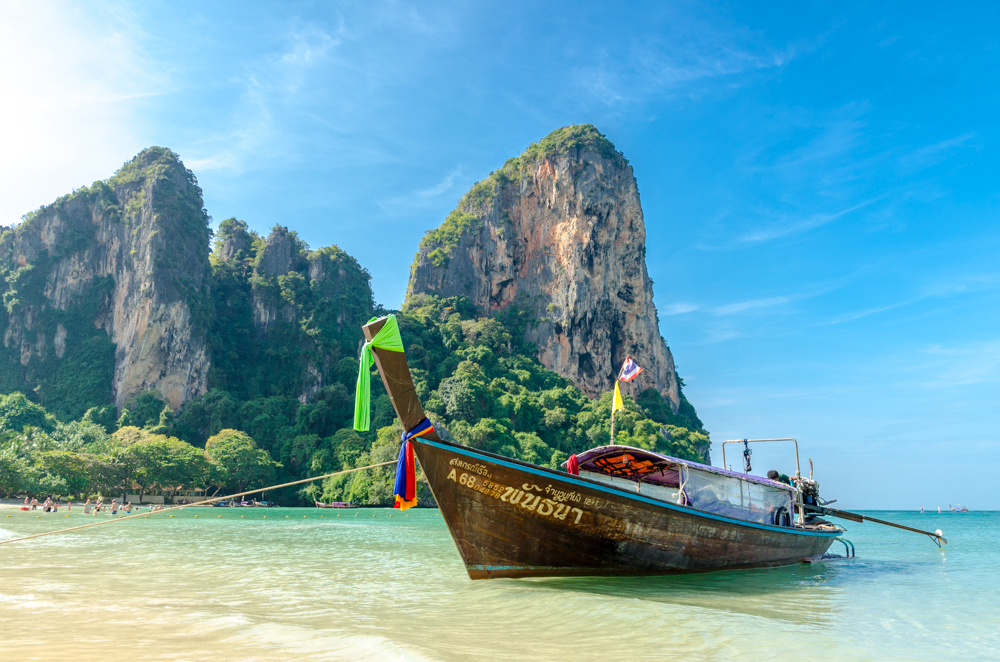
xmin=361 ymin=316 xmax=843 ymax=579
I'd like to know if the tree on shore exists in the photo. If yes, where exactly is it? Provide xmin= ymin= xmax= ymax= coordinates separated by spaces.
xmin=205 ymin=429 xmax=280 ymax=494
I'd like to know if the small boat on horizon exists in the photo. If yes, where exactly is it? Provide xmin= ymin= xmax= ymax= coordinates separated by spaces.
xmin=315 ymin=501 xmax=359 ymax=509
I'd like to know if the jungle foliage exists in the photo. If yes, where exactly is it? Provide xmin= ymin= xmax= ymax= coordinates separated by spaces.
xmin=0 ymin=295 xmax=708 ymax=507
xmin=0 ymin=389 xmax=277 ymax=501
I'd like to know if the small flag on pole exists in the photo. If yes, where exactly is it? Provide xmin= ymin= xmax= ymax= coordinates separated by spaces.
xmin=612 ymin=381 xmax=625 ymax=413
xmin=619 ymin=356 xmax=643 ymax=382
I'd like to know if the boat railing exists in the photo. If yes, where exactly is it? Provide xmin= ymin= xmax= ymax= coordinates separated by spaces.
xmin=721 ymin=438 xmax=805 ymax=525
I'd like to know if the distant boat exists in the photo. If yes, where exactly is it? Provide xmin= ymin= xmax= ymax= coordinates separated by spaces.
xmin=315 ymin=501 xmax=358 ymax=509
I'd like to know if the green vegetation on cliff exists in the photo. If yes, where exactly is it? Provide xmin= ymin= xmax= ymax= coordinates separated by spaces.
xmin=1 ymin=294 xmax=708 ymax=506
xmin=0 ymin=148 xmax=210 ymax=419
xmin=206 ymin=219 xmax=376 ymax=400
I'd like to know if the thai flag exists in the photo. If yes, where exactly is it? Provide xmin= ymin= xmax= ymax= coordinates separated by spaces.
xmin=619 ymin=356 xmax=643 ymax=382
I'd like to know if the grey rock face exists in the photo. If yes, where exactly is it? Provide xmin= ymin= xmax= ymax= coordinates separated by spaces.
xmin=0 ymin=148 xmax=211 ymax=410
xmin=407 ymin=126 xmax=681 ymax=411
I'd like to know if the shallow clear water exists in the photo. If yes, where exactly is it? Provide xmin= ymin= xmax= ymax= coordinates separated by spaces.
xmin=0 ymin=507 xmax=995 ymax=661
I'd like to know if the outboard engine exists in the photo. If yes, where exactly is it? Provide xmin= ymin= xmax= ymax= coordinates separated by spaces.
xmin=799 ymin=477 xmax=821 ymax=507
xmin=798 ymin=477 xmax=825 ymax=522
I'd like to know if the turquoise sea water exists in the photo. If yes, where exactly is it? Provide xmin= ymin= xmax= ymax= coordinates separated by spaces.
xmin=0 ymin=507 xmax=995 ymax=661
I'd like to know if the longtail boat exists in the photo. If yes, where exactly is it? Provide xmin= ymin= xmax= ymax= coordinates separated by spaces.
xmin=358 ymin=316 xmax=944 ymax=579
xmin=315 ymin=501 xmax=359 ymax=509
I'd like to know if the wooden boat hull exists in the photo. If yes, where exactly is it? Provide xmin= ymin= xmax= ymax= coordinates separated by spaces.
xmin=414 ymin=438 xmax=840 ymax=580
xmin=315 ymin=501 xmax=359 ymax=509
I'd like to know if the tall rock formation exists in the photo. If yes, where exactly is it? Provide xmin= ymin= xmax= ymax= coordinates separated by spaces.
xmin=0 ymin=148 xmax=211 ymax=417
xmin=207 ymin=220 xmax=375 ymax=403
xmin=407 ymin=125 xmax=682 ymax=412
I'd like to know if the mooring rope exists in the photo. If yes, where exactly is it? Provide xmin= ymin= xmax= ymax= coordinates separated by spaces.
xmin=0 ymin=460 xmax=397 ymax=547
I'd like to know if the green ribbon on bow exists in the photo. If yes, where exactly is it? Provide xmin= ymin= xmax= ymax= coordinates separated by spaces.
xmin=353 ymin=315 xmax=405 ymax=431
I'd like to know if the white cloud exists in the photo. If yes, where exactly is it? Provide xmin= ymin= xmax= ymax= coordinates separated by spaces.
xmin=899 ymin=132 xmax=977 ymax=172
xmin=713 ymin=296 xmax=790 ymax=315
xmin=415 ymin=167 xmax=464 ymax=199
xmin=922 ymin=341 xmax=1000 ymax=387
xmin=660 ymin=302 xmax=700 ymax=315
xmin=573 ymin=19 xmax=795 ymax=108
xmin=376 ymin=166 xmax=467 ymax=213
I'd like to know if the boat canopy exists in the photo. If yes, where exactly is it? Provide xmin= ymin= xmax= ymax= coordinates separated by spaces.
xmin=571 ymin=445 xmax=795 ymax=526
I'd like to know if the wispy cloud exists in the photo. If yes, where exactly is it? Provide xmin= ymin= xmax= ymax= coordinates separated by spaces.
xmin=737 ymin=197 xmax=882 ymax=244
xmin=825 ymin=271 xmax=1000 ymax=325
xmin=922 ymin=341 xmax=1000 ymax=387
xmin=898 ymin=132 xmax=978 ymax=173
xmin=188 ymin=22 xmax=347 ymax=174
xmin=659 ymin=295 xmax=795 ymax=318
xmin=376 ymin=166 xmax=467 ymax=213
xmin=415 ymin=167 xmax=464 ymax=199
xmin=572 ymin=14 xmax=799 ymax=108
xmin=660 ymin=302 xmax=700 ymax=316
xmin=826 ymin=298 xmax=920 ymax=325
xmin=713 ymin=296 xmax=790 ymax=315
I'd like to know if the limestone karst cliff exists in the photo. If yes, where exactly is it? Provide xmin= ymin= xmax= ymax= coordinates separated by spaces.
xmin=0 ymin=148 xmax=212 ymax=418
xmin=0 ymin=148 xmax=378 ymax=422
xmin=206 ymin=220 xmax=375 ymax=403
xmin=408 ymin=124 xmax=691 ymax=418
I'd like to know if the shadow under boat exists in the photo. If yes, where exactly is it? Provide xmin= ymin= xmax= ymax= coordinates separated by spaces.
xmin=518 ymin=563 xmax=846 ymax=625
xmin=361 ymin=315 xmax=843 ymax=580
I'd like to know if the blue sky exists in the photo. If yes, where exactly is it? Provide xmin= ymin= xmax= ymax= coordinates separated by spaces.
xmin=2 ymin=1 xmax=998 ymax=508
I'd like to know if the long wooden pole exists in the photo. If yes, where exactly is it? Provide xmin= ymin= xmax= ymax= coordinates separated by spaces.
xmin=823 ymin=507 xmax=948 ymax=546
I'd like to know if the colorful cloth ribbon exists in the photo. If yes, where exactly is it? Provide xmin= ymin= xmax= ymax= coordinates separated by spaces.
xmin=393 ymin=439 xmax=417 ymax=510
xmin=401 ymin=417 xmax=435 ymax=441
xmin=566 ymin=454 xmax=580 ymax=476
xmin=353 ymin=315 xmax=405 ymax=432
